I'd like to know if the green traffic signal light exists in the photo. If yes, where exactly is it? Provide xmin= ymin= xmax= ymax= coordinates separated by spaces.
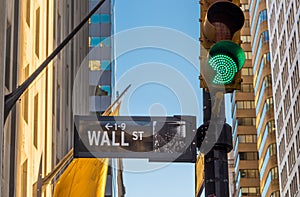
xmin=208 ymin=41 xmax=245 ymax=85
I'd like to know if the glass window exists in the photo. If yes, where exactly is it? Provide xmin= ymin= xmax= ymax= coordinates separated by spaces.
xmin=241 ymin=67 xmax=253 ymax=76
xmin=240 ymin=169 xmax=259 ymax=178
xmin=261 ymin=31 xmax=269 ymax=42
xmin=101 ymin=14 xmax=110 ymax=23
xmin=236 ymin=101 xmax=255 ymax=109
xmin=259 ymin=9 xmax=267 ymax=22
xmin=89 ymin=14 xmax=110 ymax=24
xmin=23 ymin=66 xmax=29 ymax=124
xmin=90 ymin=14 xmax=100 ymax=24
xmin=244 ymin=19 xmax=250 ymax=28
xmin=89 ymin=60 xmax=111 ymax=71
xmin=241 ymin=3 xmax=250 ymax=11
xmin=241 ymin=84 xmax=254 ymax=92
xmin=35 ymin=7 xmax=40 ymax=57
xmin=34 ymin=93 xmax=39 ymax=148
xmin=238 ymin=135 xmax=257 ymax=143
xmin=245 ymin=51 xmax=252 ymax=59
xmin=239 ymin=152 xmax=258 ymax=160
xmin=89 ymin=37 xmax=111 ymax=47
xmin=26 ymin=0 xmax=30 ymax=26
xmin=21 ymin=160 xmax=28 ymax=197
xmin=90 ymin=85 xmax=111 ymax=96
xmin=240 ymin=187 xmax=260 ymax=196
xmin=237 ymin=117 xmax=256 ymax=126
xmin=241 ymin=35 xmax=251 ymax=43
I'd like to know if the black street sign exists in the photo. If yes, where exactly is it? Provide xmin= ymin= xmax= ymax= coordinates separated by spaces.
xmin=74 ymin=115 xmax=197 ymax=162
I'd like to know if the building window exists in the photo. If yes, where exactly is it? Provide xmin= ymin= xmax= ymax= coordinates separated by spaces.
xmin=271 ymin=191 xmax=280 ymax=197
xmin=275 ymin=82 xmax=282 ymax=108
xmin=236 ymin=101 xmax=255 ymax=109
xmin=261 ymin=31 xmax=269 ymax=42
xmin=269 ymin=143 xmax=277 ymax=156
xmin=288 ymin=144 xmax=296 ymax=173
xmin=240 ymin=169 xmax=259 ymax=178
xmin=281 ymin=163 xmax=288 ymax=189
xmin=265 ymin=97 xmax=274 ymax=111
xmin=259 ymin=9 xmax=267 ymax=22
xmin=263 ymin=74 xmax=272 ymax=88
xmin=291 ymin=61 xmax=299 ymax=96
xmin=294 ymin=95 xmax=300 ymax=125
xmin=239 ymin=152 xmax=258 ymax=160
xmin=296 ymin=130 xmax=300 ymax=155
xmin=89 ymin=60 xmax=111 ymax=71
xmin=244 ymin=19 xmax=250 ymax=28
xmin=5 ymin=24 xmax=11 ymax=89
xmin=57 ymin=14 xmax=61 ymax=57
xmin=241 ymin=84 xmax=254 ymax=92
xmin=289 ymin=32 xmax=297 ymax=66
xmin=237 ymin=117 xmax=256 ymax=126
xmin=287 ymin=4 xmax=295 ymax=36
xmin=23 ymin=65 xmax=29 ymax=124
xmin=89 ymin=14 xmax=110 ymax=24
xmin=35 ymin=7 xmax=40 ymax=57
xmin=241 ymin=67 xmax=253 ymax=76
xmin=286 ymin=116 xmax=293 ymax=144
xmin=56 ymin=85 xmax=60 ymax=131
xmin=244 ymin=51 xmax=252 ymax=59
xmin=26 ymin=0 xmax=30 ymax=26
xmin=277 ymin=108 xmax=284 ymax=132
xmin=34 ymin=93 xmax=39 ymax=148
xmin=267 ymin=120 xmax=276 ymax=133
xmin=239 ymin=187 xmax=260 ymax=196
xmin=241 ymin=3 xmax=249 ymax=12
xmin=283 ymin=87 xmax=291 ymax=116
xmin=238 ymin=135 xmax=257 ymax=143
xmin=279 ymin=135 xmax=286 ymax=162
xmin=52 ymin=66 xmax=55 ymax=115
xmin=65 ymin=65 xmax=69 ymax=106
xmin=241 ymin=35 xmax=251 ymax=43
xmin=290 ymin=174 xmax=298 ymax=196
xmin=89 ymin=37 xmax=111 ymax=47
xmin=89 ymin=85 xmax=111 ymax=96
xmin=21 ymin=160 xmax=28 ymax=197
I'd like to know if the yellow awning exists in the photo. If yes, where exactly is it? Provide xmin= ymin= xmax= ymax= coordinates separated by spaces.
xmin=53 ymin=102 xmax=122 ymax=197
xmin=53 ymin=158 xmax=109 ymax=197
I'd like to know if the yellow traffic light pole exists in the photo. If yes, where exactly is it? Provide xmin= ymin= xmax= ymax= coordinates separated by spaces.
xmin=198 ymin=0 xmax=245 ymax=196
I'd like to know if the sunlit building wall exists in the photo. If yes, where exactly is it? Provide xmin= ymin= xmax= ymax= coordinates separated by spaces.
xmin=231 ymin=1 xmax=260 ymax=196
xmin=266 ymin=0 xmax=300 ymax=196
xmin=14 ymin=0 xmax=86 ymax=196
xmin=248 ymin=0 xmax=280 ymax=196
xmin=16 ymin=0 xmax=55 ymax=196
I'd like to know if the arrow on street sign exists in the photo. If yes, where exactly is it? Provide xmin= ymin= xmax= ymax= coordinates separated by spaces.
xmin=105 ymin=123 xmax=113 ymax=130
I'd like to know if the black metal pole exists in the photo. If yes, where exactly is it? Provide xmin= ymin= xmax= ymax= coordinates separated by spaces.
xmin=204 ymin=123 xmax=232 ymax=197
xmin=199 ymin=90 xmax=233 ymax=197
xmin=3 ymin=0 xmax=106 ymax=123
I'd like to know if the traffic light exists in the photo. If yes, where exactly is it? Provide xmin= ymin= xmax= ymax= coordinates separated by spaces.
xmin=200 ymin=0 xmax=245 ymax=93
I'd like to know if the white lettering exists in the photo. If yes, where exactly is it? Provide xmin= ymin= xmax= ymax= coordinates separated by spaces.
xmin=88 ymin=131 xmax=101 ymax=146
xmin=132 ymin=131 xmax=144 ymax=140
xmin=100 ymin=132 xmax=111 ymax=146
xmin=132 ymin=131 xmax=138 ymax=140
xmin=121 ymin=131 xmax=129 ymax=146
xmin=111 ymin=131 xmax=120 ymax=146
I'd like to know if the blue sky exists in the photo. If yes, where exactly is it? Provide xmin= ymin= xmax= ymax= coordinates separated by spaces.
xmin=114 ymin=1 xmax=200 ymax=197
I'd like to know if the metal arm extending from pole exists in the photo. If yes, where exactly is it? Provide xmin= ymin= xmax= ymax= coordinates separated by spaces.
xmin=4 ymin=0 xmax=106 ymax=124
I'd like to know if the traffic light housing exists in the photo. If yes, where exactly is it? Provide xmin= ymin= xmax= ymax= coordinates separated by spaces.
xmin=200 ymin=0 xmax=245 ymax=93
